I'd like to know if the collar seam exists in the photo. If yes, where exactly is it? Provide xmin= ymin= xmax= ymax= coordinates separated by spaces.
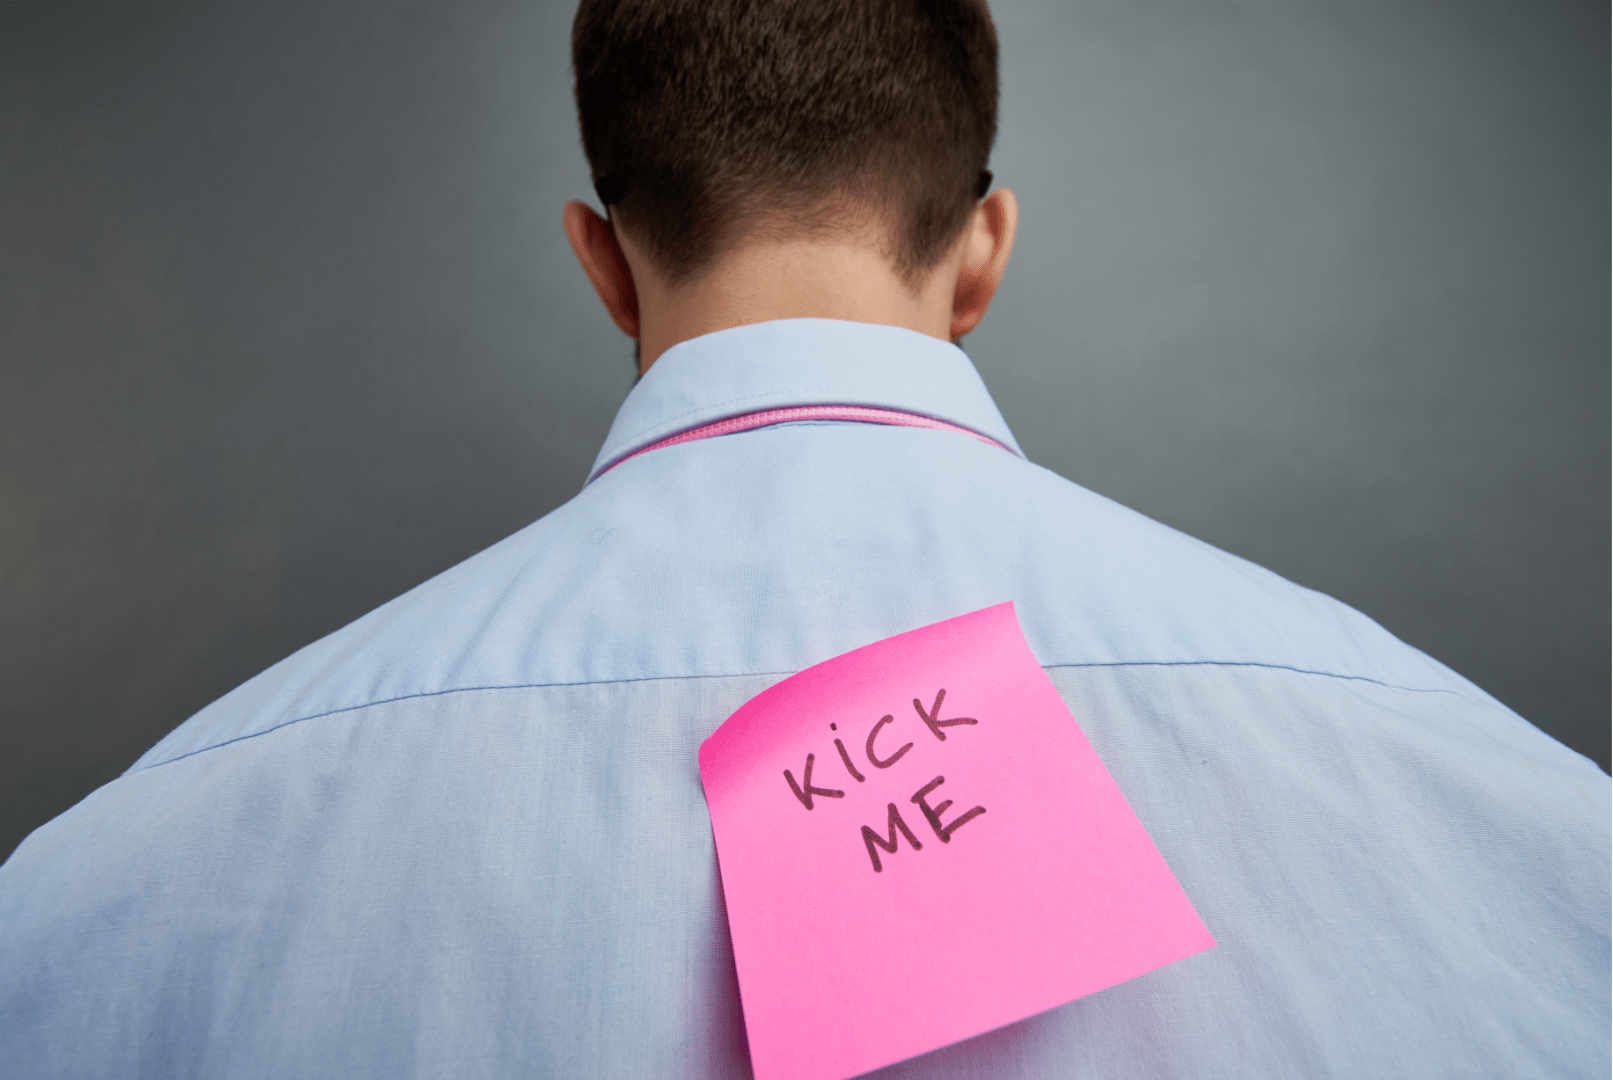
xmin=596 ymin=386 xmax=1012 ymax=468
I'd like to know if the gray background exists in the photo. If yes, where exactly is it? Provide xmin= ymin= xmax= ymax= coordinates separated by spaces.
xmin=2 ymin=0 xmax=1606 ymax=863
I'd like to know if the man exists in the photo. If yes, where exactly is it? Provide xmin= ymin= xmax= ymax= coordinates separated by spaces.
xmin=2 ymin=0 xmax=1606 ymax=1076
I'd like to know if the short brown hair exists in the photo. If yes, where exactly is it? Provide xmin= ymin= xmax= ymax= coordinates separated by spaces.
xmin=571 ymin=0 xmax=999 ymax=284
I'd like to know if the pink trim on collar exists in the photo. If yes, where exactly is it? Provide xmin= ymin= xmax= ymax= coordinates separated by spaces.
xmin=591 ymin=404 xmax=1014 ymax=482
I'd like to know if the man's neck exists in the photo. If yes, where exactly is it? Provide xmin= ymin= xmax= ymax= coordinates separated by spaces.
xmin=623 ymin=234 xmax=959 ymax=373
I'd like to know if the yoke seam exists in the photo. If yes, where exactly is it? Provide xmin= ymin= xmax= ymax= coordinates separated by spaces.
xmin=129 ymin=659 xmax=1491 ymax=774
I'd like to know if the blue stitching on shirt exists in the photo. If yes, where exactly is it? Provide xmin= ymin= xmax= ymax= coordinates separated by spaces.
xmin=128 ymin=659 xmax=1495 ymax=774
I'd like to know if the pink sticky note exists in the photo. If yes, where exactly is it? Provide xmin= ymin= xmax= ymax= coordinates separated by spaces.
xmin=699 ymin=602 xmax=1214 ymax=1080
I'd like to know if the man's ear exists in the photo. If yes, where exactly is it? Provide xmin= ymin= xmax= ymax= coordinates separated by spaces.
xmin=950 ymin=187 xmax=1019 ymax=339
xmin=563 ymin=200 xmax=641 ymax=339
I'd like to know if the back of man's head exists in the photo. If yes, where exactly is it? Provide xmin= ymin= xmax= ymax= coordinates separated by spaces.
xmin=571 ymin=0 xmax=999 ymax=286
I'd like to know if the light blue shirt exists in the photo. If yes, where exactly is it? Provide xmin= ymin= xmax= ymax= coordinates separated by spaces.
xmin=3 ymin=318 xmax=1607 ymax=1078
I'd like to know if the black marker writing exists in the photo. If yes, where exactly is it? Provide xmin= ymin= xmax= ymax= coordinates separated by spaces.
xmin=913 ymin=688 xmax=977 ymax=742
xmin=865 ymin=714 xmax=914 ymax=769
xmin=783 ymin=753 xmax=845 ymax=811
xmin=911 ymin=775 xmax=985 ymax=842
xmin=861 ymin=802 xmax=924 ymax=873
xmin=834 ymin=738 xmax=866 ymax=782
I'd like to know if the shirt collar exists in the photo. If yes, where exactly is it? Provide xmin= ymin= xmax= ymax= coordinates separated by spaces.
xmin=588 ymin=318 xmax=1024 ymax=481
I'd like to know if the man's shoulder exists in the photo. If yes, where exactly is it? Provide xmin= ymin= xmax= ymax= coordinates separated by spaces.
xmin=121 ymin=495 xmax=600 ymax=775
xmin=1000 ymin=456 xmax=1485 ymax=694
